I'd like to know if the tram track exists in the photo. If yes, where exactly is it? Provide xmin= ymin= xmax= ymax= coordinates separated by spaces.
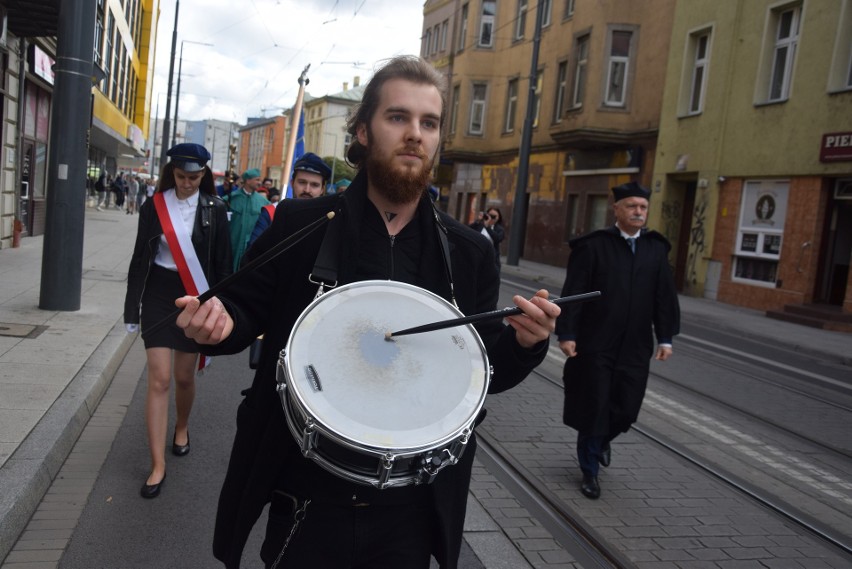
xmin=495 ymin=367 xmax=852 ymax=561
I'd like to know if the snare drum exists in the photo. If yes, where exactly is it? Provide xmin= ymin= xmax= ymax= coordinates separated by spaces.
xmin=276 ymin=280 xmax=490 ymax=489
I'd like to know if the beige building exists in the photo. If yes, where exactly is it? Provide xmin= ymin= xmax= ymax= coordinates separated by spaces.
xmin=652 ymin=0 xmax=852 ymax=325
xmin=430 ymin=0 xmax=676 ymax=266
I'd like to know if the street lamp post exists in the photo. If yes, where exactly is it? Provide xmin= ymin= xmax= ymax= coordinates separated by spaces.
xmin=324 ymin=132 xmax=338 ymax=189
xmin=173 ymin=40 xmax=214 ymax=143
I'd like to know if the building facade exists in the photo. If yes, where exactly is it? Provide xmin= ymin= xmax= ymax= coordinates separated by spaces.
xmin=430 ymin=0 xmax=676 ymax=267
xmin=652 ymin=0 xmax=852 ymax=320
xmin=300 ymin=80 xmax=362 ymax=185
xmin=0 ymin=0 xmax=159 ymax=247
xmin=237 ymin=115 xmax=287 ymax=186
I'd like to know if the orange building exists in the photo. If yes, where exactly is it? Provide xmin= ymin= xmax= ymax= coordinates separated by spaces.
xmin=237 ymin=115 xmax=288 ymax=187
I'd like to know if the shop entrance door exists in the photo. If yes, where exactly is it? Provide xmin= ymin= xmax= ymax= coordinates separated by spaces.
xmin=817 ymin=181 xmax=852 ymax=305
xmin=20 ymin=141 xmax=34 ymax=235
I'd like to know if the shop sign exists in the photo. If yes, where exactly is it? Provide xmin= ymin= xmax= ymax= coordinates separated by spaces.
xmin=820 ymin=132 xmax=852 ymax=162
xmin=30 ymin=45 xmax=55 ymax=85
xmin=128 ymin=124 xmax=145 ymax=153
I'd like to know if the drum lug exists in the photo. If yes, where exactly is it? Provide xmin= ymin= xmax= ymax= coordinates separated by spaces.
xmin=300 ymin=419 xmax=317 ymax=456
xmin=377 ymin=453 xmax=395 ymax=489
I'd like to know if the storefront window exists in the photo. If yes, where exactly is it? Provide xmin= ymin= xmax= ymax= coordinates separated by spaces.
xmin=733 ymin=180 xmax=788 ymax=286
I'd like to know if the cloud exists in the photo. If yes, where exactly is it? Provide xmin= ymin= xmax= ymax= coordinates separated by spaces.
xmin=152 ymin=0 xmax=424 ymax=123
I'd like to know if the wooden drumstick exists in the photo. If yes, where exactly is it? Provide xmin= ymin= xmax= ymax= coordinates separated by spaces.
xmin=384 ymin=291 xmax=601 ymax=340
xmin=145 ymin=211 xmax=335 ymax=336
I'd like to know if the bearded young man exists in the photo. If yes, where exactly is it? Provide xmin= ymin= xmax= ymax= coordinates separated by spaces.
xmin=175 ymin=56 xmax=559 ymax=569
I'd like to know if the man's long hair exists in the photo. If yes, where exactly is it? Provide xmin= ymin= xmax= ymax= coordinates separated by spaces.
xmin=156 ymin=162 xmax=216 ymax=196
xmin=345 ymin=56 xmax=447 ymax=168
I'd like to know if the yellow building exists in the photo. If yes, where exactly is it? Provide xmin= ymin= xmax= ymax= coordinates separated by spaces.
xmin=0 ymin=0 xmax=159 ymax=244
xmin=653 ymin=0 xmax=852 ymax=325
xmin=429 ymin=0 xmax=675 ymax=266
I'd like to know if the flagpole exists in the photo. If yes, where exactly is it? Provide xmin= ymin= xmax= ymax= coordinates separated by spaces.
xmin=282 ymin=65 xmax=310 ymax=199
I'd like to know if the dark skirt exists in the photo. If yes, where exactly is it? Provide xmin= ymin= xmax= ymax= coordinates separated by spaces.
xmin=141 ymin=264 xmax=199 ymax=353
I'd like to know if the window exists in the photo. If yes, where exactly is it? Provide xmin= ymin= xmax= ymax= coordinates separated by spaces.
xmin=104 ymin=11 xmax=114 ymax=94
xmin=441 ymin=20 xmax=449 ymax=52
xmin=469 ymin=83 xmax=487 ymax=134
xmin=605 ymin=30 xmax=632 ymax=106
xmin=532 ymin=69 xmax=543 ymax=127
xmin=687 ymin=30 xmax=711 ymax=114
xmin=768 ymin=6 xmax=801 ymax=101
xmin=733 ymin=180 xmax=789 ymax=286
xmin=458 ymin=4 xmax=469 ymax=52
xmin=479 ymin=1 xmax=496 ymax=47
xmin=571 ymin=34 xmax=589 ymax=108
xmin=563 ymin=0 xmax=575 ymax=20
xmin=515 ymin=0 xmax=528 ymax=41
xmin=423 ymin=29 xmax=432 ymax=57
xmin=828 ymin=1 xmax=852 ymax=92
xmin=433 ymin=24 xmax=441 ymax=54
xmin=504 ymin=78 xmax=519 ymax=132
xmin=94 ymin=11 xmax=104 ymax=66
xmin=450 ymin=84 xmax=460 ymax=134
xmin=541 ymin=0 xmax=552 ymax=27
xmin=554 ymin=60 xmax=568 ymax=122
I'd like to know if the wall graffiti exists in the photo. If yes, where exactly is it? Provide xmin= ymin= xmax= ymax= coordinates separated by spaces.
xmin=686 ymin=191 xmax=708 ymax=287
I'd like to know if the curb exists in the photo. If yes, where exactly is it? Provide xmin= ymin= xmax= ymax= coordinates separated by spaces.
xmin=0 ymin=319 xmax=135 ymax=563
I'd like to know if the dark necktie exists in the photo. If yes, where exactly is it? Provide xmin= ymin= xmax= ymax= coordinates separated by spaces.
xmin=627 ymin=237 xmax=636 ymax=254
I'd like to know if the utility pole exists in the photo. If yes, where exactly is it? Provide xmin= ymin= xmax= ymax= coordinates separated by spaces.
xmin=38 ymin=0 xmax=97 ymax=310
xmin=159 ymin=0 xmax=180 ymax=167
xmin=506 ymin=0 xmax=544 ymax=266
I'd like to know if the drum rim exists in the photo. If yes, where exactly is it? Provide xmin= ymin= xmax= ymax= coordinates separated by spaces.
xmin=281 ymin=280 xmax=490 ymax=454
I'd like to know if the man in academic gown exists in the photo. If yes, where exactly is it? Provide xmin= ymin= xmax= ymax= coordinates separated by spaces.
xmin=556 ymin=181 xmax=680 ymax=499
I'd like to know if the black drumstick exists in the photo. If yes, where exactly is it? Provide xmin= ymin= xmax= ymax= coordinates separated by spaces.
xmin=145 ymin=211 xmax=335 ymax=336
xmin=385 ymin=291 xmax=601 ymax=340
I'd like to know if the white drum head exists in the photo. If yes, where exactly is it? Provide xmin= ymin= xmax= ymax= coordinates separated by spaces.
xmin=284 ymin=281 xmax=489 ymax=452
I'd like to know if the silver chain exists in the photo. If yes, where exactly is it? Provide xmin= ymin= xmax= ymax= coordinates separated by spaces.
xmin=270 ymin=499 xmax=311 ymax=569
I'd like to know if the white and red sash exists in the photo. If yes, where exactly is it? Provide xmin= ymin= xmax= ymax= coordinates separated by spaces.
xmin=153 ymin=189 xmax=212 ymax=372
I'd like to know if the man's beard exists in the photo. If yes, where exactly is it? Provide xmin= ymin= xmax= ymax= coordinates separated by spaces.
xmin=365 ymin=142 xmax=434 ymax=205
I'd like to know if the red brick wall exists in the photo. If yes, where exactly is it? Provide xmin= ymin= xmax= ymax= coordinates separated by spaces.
xmin=714 ymin=177 xmax=830 ymax=312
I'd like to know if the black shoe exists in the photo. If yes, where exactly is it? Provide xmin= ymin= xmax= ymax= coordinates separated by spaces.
xmin=599 ymin=443 xmax=611 ymax=468
xmin=140 ymin=472 xmax=166 ymax=499
xmin=581 ymin=474 xmax=600 ymax=499
xmin=172 ymin=431 xmax=190 ymax=457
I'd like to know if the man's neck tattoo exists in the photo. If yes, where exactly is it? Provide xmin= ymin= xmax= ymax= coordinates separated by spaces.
xmin=384 ymin=211 xmax=398 ymax=222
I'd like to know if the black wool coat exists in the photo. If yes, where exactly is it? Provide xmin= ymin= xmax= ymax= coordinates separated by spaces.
xmin=555 ymin=226 xmax=680 ymax=437
xmin=204 ymin=171 xmax=549 ymax=569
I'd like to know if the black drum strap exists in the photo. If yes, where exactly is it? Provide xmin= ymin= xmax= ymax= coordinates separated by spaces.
xmin=308 ymin=197 xmax=345 ymax=298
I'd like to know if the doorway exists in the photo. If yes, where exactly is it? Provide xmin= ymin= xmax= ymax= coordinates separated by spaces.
xmin=817 ymin=187 xmax=852 ymax=305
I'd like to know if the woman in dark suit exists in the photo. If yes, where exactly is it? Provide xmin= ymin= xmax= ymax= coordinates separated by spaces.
xmin=469 ymin=206 xmax=505 ymax=272
xmin=124 ymin=143 xmax=232 ymax=499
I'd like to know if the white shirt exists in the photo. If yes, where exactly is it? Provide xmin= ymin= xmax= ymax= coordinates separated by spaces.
xmin=154 ymin=190 xmax=199 ymax=270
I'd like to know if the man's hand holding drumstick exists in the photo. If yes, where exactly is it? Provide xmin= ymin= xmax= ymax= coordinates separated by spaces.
xmin=503 ymin=289 xmax=560 ymax=349
xmin=175 ymin=296 xmax=233 ymax=345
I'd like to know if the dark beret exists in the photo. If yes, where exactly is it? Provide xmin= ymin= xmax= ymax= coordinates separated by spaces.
xmin=612 ymin=182 xmax=650 ymax=202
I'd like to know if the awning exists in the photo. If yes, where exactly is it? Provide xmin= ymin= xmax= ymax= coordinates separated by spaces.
xmin=2 ymin=0 xmax=60 ymax=38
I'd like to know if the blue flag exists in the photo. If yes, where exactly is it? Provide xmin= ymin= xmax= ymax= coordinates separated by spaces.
xmin=285 ymin=109 xmax=306 ymax=199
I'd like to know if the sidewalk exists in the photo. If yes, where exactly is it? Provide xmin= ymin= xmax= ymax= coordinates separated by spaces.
xmin=1 ymin=206 xmax=850 ymax=563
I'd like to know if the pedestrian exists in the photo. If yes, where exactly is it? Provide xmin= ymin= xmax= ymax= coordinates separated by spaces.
xmin=556 ymin=181 xmax=680 ymax=500
xmin=145 ymin=178 xmax=156 ymax=202
xmin=123 ymin=143 xmax=232 ymax=499
xmin=469 ymin=206 xmax=505 ymax=272
xmin=136 ymin=176 xmax=146 ymax=210
xmin=126 ymin=174 xmax=140 ymax=214
xmin=262 ymin=177 xmax=280 ymax=203
xmin=223 ymin=167 xmax=269 ymax=270
xmin=112 ymin=173 xmax=126 ymax=210
xmin=173 ymin=55 xmax=559 ymax=569
xmin=95 ymin=171 xmax=107 ymax=211
xmin=248 ymin=152 xmax=331 ymax=248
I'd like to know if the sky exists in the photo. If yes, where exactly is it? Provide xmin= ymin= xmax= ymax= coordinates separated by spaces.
xmin=151 ymin=0 xmax=425 ymax=124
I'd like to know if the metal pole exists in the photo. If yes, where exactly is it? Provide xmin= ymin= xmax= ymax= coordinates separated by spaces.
xmin=38 ymin=0 xmax=97 ymax=310
xmin=159 ymin=0 xmax=179 ymax=166
xmin=151 ymin=92 xmax=160 ymax=176
xmin=173 ymin=41 xmax=184 ymax=144
xmin=505 ymin=1 xmax=544 ymax=266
